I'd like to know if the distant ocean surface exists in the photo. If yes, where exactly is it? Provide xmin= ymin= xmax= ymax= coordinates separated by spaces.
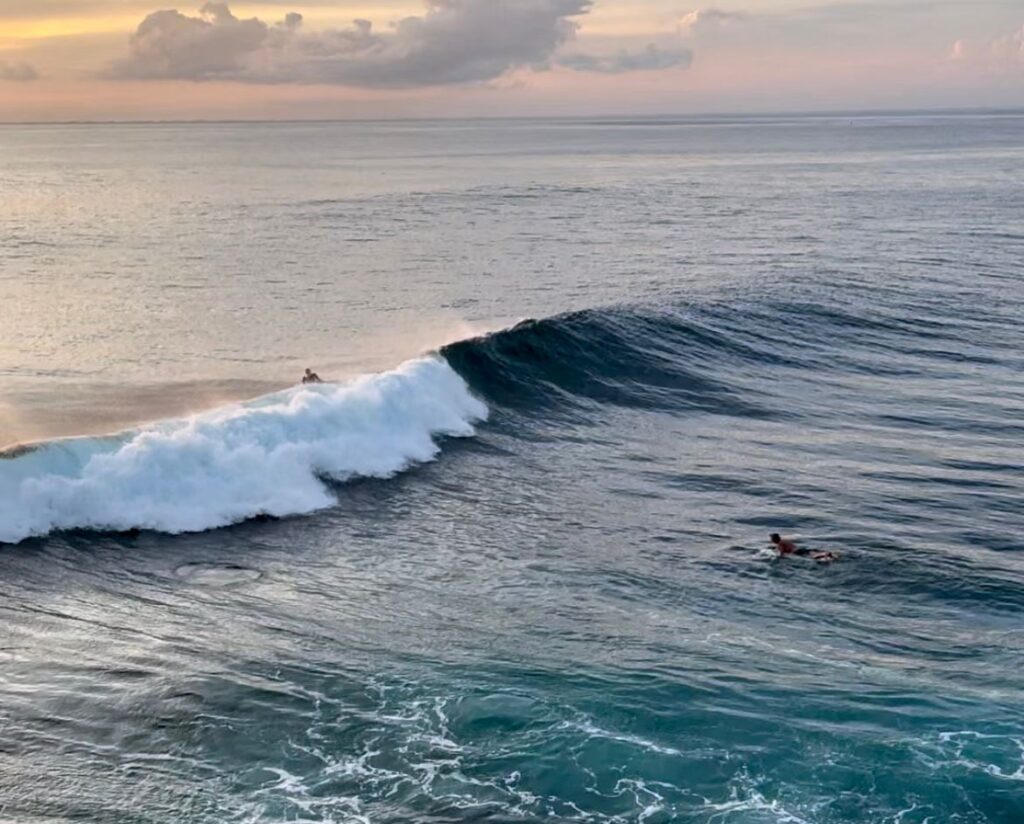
xmin=1 ymin=115 xmax=1022 ymax=823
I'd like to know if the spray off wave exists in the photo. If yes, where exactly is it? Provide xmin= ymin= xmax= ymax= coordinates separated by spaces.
xmin=0 ymin=356 xmax=487 ymax=544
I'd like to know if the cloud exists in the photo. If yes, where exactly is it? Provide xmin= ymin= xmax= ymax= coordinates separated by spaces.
xmin=990 ymin=24 xmax=1024 ymax=63
xmin=949 ymin=24 xmax=1024 ymax=68
xmin=0 ymin=60 xmax=38 ymax=82
xmin=557 ymin=44 xmax=692 ymax=74
xmin=678 ymin=8 xmax=745 ymax=38
xmin=110 ymin=0 xmax=603 ymax=87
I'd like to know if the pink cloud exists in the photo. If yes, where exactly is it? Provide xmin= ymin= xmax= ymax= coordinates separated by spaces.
xmin=949 ymin=23 xmax=1024 ymax=68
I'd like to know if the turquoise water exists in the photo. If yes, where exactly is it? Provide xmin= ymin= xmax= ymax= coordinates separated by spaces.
xmin=1 ymin=114 xmax=1022 ymax=822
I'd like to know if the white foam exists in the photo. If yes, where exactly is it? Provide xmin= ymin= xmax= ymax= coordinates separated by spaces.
xmin=0 ymin=356 xmax=487 ymax=544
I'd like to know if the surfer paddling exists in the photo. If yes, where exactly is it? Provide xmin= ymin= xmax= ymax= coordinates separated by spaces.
xmin=770 ymin=533 xmax=838 ymax=563
xmin=301 ymin=368 xmax=323 ymax=384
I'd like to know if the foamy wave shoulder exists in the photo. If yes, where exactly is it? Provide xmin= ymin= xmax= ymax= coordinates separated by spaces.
xmin=0 ymin=356 xmax=487 ymax=545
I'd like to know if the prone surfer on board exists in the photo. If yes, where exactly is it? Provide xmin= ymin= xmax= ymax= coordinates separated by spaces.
xmin=301 ymin=368 xmax=323 ymax=384
xmin=770 ymin=533 xmax=838 ymax=562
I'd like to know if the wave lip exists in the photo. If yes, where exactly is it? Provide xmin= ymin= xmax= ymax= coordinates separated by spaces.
xmin=0 ymin=356 xmax=487 ymax=545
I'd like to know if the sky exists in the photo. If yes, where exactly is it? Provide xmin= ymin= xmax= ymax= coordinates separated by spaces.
xmin=0 ymin=0 xmax=1021 ymax=120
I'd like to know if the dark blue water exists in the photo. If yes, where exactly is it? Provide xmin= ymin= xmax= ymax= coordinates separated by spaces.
xmin=1 ymin=115 xmax=1023 ymax=823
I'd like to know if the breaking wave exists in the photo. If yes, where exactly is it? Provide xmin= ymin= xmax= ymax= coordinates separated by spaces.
xmin=0 ymin=356 xmax=486 ymax=544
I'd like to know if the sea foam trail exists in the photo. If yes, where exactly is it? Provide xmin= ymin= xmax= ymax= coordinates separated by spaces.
xmin=0 ymin=356 xmax=487 ymax=545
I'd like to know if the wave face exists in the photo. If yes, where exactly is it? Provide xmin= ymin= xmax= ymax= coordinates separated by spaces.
xmin=441 ymin=308 xmax=773 ymax=418
xmin=0 ymin=357 xmax=487 ymax=544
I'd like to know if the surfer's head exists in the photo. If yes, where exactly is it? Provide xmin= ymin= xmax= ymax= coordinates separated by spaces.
xmin=305 ymin=368 xmax=313 ymax=376
xmin=769 ymin=533 xmax=781 ymax=544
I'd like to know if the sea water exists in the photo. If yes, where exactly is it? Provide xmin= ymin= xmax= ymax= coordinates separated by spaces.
xmin=1 ymin=115 xmax=1022 ymax=822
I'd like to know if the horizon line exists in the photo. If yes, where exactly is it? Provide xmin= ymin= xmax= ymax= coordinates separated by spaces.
xmin=2 ymin=106 xmax=1024 ymax=127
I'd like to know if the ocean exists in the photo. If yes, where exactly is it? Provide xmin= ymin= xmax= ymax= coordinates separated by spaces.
xmin=0 ymin=114 xmax=1022 ymax=823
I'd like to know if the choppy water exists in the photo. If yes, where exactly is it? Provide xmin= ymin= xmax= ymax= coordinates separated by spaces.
xmin=1 ymin=115 xmax=1022 ymax=823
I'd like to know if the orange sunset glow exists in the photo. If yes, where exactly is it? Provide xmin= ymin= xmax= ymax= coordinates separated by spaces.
xmin=1 ymin=0 xmax=1021 ymax=120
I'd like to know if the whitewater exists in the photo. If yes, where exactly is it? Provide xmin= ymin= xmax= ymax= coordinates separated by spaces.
xmin=0 ymin=356 xmax=487 ymax=544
